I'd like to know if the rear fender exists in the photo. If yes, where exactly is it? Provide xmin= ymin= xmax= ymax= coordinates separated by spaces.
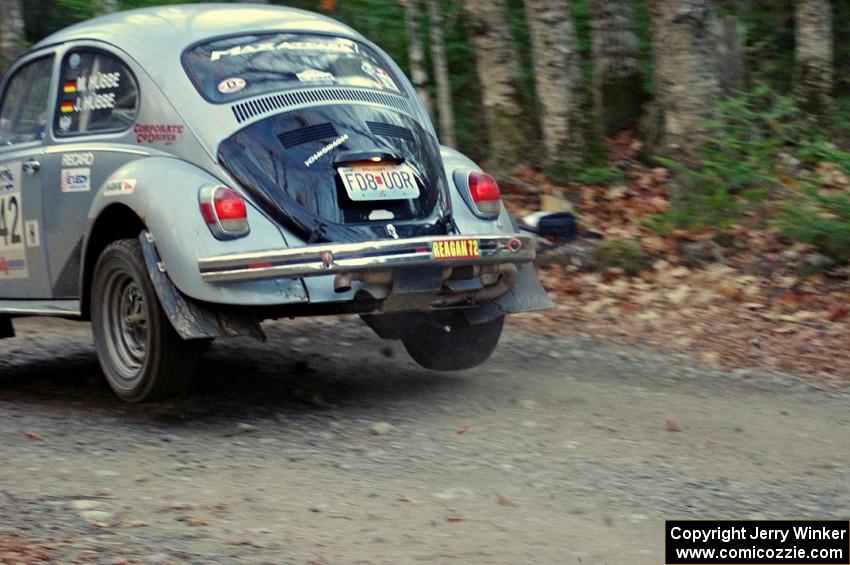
xmin=439 ymin=146 xmax=553 ymax=315
xmin=85 ymin=157 xmax=308 ymax=306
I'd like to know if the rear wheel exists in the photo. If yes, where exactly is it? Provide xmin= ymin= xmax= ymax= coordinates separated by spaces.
xmin=91 ymin=239 xmax=206 ymax=402
xmin=402 ymin=312 xmax=504 ymax=371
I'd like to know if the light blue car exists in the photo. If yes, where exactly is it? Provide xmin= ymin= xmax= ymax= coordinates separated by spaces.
xmin=0 ymin=4 xmax=550 ymax=402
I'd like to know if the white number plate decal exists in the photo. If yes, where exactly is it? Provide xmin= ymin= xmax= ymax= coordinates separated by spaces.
xmin=0 ymin=162 xmax=28 ymax=279
xmin=339 ymin=163 xmax=421 ymax=201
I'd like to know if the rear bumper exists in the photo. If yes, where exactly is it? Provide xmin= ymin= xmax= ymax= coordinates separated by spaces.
xmin=198 ymin=234 xmax=536 ymax=283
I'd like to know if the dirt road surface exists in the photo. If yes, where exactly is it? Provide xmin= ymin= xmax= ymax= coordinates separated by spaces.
xmin=0 ymin=317 xmax=848 ymax=564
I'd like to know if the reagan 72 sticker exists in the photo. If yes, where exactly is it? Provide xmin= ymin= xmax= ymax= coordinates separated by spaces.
xmin=0 ymin=162 xmax=29 ymax=280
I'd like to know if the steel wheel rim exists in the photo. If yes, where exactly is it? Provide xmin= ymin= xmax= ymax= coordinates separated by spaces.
xmin=101 ymin=269 xmax=148 ymax=387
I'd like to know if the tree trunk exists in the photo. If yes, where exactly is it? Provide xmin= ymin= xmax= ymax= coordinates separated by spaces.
xmin=427 ymin=0 xmax=456 ymax=147
xmin=93 ymin=0 xmax=119 ymax=14
xmin=713 ymin=15 xmax=748 ymax=95
xmin=590 ymin=0 xmax=646 ymax=136
xmin=524 ymin=0 xmax=589 ymax=166
xmin=401 ymin=0 xmax=431 ymax=113
xmin=0 ymin=0 xmax=25 ymax=71
xmin=651 ymin=0 xmax=721 ymax=162
xmin=795 ymin=0 xmax=833 ymax=122
xmin=464 ymin=0 xmax=526 ymax=172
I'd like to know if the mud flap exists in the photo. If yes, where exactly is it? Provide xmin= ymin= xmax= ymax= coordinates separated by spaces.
xmin=0 ymin=317 xmax=13 ymax=339
xmin=138 ymin=232 xmax=265 ymax=342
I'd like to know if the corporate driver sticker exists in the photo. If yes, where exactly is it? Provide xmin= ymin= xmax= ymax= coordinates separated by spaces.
xmin=0 ymin=162 xmax=29 ymax=279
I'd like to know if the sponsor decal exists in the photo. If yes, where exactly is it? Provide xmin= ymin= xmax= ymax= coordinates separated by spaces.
xmin=134 ymin=124 xmax=185 ymax=145
xmin=210 ymin=38 xmax=356 ymax=62
xmin=24 ymin=220 xmax=39 ymax=248
xmin=0 ymin=256 xmax=27 ymax=279
xmin=432 ymin=239 xmax=480 ymax=260
xmin=61 ymin=152 xmax=94 ymax=167
xmin=58 ymin=115 xmax=73 ymax=133
xmin=361 ymin=62 xmax=399 ymax=93
xmin=296 ymin=69 xmax=334 ymax=83
xmin=103 ymin=179 xmax=137 ymax=197
xmin=61 ymin=168 xmax=91 ymax=193
xmin=74 ymin=71 xmax=120 ymax=92
xmin=218 ymin=77 xmax=247 ymax=94
xmin=60 ymin=71 xmax=121 ymax=114
xmin=304 ymin=134 xmax=349 ymax=168
xmin=0 ymin=162 xmax=28 ymax=279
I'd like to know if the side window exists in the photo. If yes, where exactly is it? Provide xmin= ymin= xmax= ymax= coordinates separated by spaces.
xmin=0 ymin=56 xmax=55 ymax=146
xmin=55 ymin=50 xmax=138 ymax=137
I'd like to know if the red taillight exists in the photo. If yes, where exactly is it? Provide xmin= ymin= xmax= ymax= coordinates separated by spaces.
xmin=214 ymin=188 xmax=248 ymax=231
xmin=199 ymin=185 xmax=250 ymax=239
xmin=468 ymin=172 xmax=502 ymax=217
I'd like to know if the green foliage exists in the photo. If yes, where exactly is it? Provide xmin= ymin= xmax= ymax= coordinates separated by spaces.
xmin=778 ymin=188 xmax=850 ymax=261
xmin=590 ymin=239 xmax=646 ymax=276
xmin=656 ymin=88 xmax=850 ymax=261
xmin=575 ymin=166 xmax=624 ymax=186
xmin=652 ymin=90 xmax=799 ymax=231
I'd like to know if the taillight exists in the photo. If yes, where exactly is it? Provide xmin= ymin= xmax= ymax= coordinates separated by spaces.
xmin=456 ymin=170 xmax=502 ymax=218
xmin=198 ymin=185 xmax=250 ymax=240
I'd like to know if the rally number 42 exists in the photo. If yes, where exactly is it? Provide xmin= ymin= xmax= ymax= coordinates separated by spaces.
xmin=0 ymin=194 xmax=22 ymax=248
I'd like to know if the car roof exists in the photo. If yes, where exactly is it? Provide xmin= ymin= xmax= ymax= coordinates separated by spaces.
xmin=34 ymin=3 xmax=361 ymax=58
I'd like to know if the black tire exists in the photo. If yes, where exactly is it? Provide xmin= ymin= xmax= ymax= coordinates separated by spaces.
xmin=402 ymin=312 xmax=504 ymax=371
xmin=91 ymin=239 xmax=206 ymax=402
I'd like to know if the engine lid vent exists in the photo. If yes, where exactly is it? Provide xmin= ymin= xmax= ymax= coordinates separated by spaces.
xmin=367 ymin=122 xmax=416 ymax=143
xmin=232 ymin=87 xmax=414 ymax=124
xmin=277 ymin=123 xmax=339 ymax=149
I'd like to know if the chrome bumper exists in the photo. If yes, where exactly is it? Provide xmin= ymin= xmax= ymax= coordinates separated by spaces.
xmin=198 ymin=234 xmax=536 ymax=283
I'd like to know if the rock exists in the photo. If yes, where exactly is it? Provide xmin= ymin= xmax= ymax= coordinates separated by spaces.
xmin=665 ymin=417 xmax=682 ymax=432
xmin=80 ymin=510 xmax=113 ymax=523
xmin=370 ymin=422 xmax=394 ymax=436
xmin=807 ymin=253 xmax=835 ymax=269
xmin=70 ymin=500 xmax=102 ymax=511
xmin=519 ymin=400 xmax=539 ymax=410
xmin=236 ymin=423 xmax=257 ymax=433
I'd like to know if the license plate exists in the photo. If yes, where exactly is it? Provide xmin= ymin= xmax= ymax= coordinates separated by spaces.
xmin=338 ymin=163 xmax=421 ymax=201
xmin=432 ymin=239 xmax=480 ymax=260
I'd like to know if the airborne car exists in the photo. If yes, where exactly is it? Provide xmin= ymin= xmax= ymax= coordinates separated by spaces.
xmin=0 ymin=4 xmax=551 ymax=402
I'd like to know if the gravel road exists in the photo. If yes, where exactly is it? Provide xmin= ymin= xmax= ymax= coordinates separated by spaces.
xmin=0 ymin=316 xmax=848 ymax=564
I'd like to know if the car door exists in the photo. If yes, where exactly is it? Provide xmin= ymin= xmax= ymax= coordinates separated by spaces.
xmin=0 ymin=53 xmax=55 ymax=298
xmin=40 ymin=46 xmax=142 ymax=298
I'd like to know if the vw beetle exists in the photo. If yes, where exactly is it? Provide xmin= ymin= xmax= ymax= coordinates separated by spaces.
xmin=0 ymin=4 xmax=551 ymax=402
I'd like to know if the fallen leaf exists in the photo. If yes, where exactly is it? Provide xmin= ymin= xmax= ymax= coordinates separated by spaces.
xmin=24 ymin=431 xmax=43 ymax=442
xmin=828 ymin=304 xmax=850 ymax=322
xmin=445 ymin=514 xmax=463 ymax=523
xmin=456 ymin=424 xmax=471 ymax=435
xmin=496 ymin=495 xmax=515 ymax=507
xmin=186 ymin=519 xmax=208 ymax=527
xmin=665 ymin=418 xmax=682 ymax=432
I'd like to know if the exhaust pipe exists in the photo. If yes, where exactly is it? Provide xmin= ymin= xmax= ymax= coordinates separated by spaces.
xmin=334 ymin=270 xmax=394 ymax=293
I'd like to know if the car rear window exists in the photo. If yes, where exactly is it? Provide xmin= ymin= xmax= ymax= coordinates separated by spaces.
xmin=182 ymin=33 xmax=405 ymax=104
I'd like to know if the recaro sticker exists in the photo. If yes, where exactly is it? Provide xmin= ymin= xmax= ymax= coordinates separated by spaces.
xmin=61 ymin=152 xmax=94 ymax=167
xmin=61 ymin=168 xmax=91 ymax=193
xmin=0 ymin=162 xmax=28 ymax=279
